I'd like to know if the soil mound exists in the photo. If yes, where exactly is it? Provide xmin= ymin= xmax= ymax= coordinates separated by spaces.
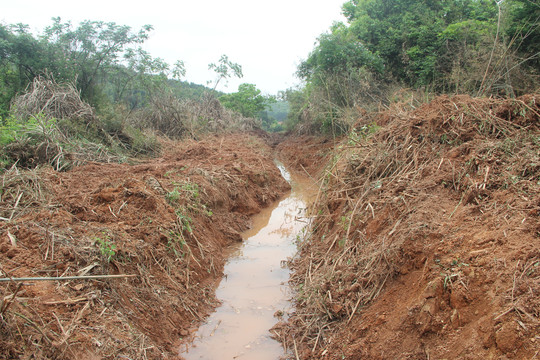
xmin=278 ymin=95 xmax=539 ymax=359
xmin=0 ymin=133 xmax=289 ymax=359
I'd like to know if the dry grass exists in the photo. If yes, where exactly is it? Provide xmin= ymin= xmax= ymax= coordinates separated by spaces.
xmin=129 ymin=91 xmax=261 ymax=139
xmin=12 ymin=76 xmax=95 ymax=124
xmin=3 ymin=76 xmax=160 ymax=170
xmin=0 ymin=165 xmax=48 ymax=221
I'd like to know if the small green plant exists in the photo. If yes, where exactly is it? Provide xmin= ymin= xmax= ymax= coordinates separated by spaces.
xmin=95 ymin=235 xmax=117 ymax=262
xmin=181 ymin=181 xmax=200 ymax=199
xmin=0 ymin=114 xmax=21 ymax=146
xmin=167 ymin=230 xmax=187 ymax=258
xmin=166 ymin=188 xmax=181 ymax=203
xmin=348 ymin=123 xmax=380 ymax=145
xmin=435 ymin=258 xmax=469 ymax=289
xmin=442 ymin=273 xmax=459 ymax=289
xmin=339 ymin=215 xmax=348 ymax=229
xmin=166 ymin=181 xmax=200 ymax=204
xmin=176 ymin=209 xmax=193 ymax=233
xmin=200 ymin=204 xmax=213 ymax=217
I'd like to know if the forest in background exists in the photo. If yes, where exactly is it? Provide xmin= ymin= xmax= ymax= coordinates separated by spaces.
xmin=284 ymin=0 xmax=539 ymax=133
xmin=0 ymin=0 xmax=538 ymax=170
xmin=0 ymin=18 xmax=284 ymax=169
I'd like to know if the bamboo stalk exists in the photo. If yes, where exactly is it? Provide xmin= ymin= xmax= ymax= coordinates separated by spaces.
xmin=0 ymin=274 xmax=136 ymax=282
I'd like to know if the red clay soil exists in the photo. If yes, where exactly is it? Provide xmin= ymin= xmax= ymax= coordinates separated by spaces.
xmin=276 ymin=95 xmax=539 ymax=359
xmin=0 ymin=133 xmax=290 ymax=359
xmin=276 ymin=135 xmax=336 ymax=177
xmin=1 ymin=94 xmax=537 ymax=360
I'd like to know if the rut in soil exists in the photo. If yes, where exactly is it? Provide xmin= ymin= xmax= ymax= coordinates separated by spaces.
xmin=181 ymin=163 xmax=315 ymax=360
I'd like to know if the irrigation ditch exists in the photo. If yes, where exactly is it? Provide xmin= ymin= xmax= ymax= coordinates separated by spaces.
xmin=0 ymin=94 xmax=538 ymax=359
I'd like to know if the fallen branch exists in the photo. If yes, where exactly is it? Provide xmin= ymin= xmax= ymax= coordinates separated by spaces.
xmin=44 ymin=297 xmax=89 ymax=305
xmin=0 ymin=274 xmax=137 ymax=282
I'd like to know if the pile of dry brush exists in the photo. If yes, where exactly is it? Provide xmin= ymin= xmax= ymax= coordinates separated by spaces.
xmin=6 ymin=77 xmax=127 ymax=170
xmin=4 ymin=76 xmax=262 ymax=171
xmin=129 ymin=91 xmax=261 ymax=139
xmin=12 ymin=77 xmax=96 ymax=123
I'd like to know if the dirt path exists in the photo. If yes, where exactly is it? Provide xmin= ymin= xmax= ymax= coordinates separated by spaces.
xmin=0 ymin=133 xmax=290 ymax=359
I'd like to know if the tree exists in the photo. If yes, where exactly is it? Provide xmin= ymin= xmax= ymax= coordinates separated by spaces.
xmin=0 ymin=18 xmax=187 ymax=114
xmin=41 ymin=18 xmax=154 ymax=105
xmin=208 ymin=54 xmax=243 ymax=91
xmin=298 ymin=22 xmax=383 ymax=81
xmin=0 ymin=24 xmax=51 ymax=117
xmin=340 ymin=0 xmax=498 ymax=88
xmin=281 ymin=87 xmax=309 ymax=131
xmin=109 ymin=47 xmax=184 ymax=108
xmin=297 ymin=22 xmax=385 ymax=107
xmin=505 ymin=0 xmax=540 ymax=69
xmin=219 ymin=83 xmax=270 ymax=118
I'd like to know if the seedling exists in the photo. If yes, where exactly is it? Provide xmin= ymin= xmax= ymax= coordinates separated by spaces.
xmin=167 ymin=230 xmax=187 ymax=258
xmin=166 ymin=188 xmax=181 ymax=203
xmin=95 ymin=235 xmax=116 ymax=263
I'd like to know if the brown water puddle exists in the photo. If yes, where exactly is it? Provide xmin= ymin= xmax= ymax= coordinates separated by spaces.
xmin=181 ymin=163 xmax=316 ymax=360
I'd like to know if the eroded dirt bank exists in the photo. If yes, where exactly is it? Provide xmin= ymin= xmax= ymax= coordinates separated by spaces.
xmin=0 ymin=133 xmax=290 ymax=359
xmin=1 ymin=94 xmax=538 ymax=360
xmin=276 ymin=95 xmax=539 ymax=359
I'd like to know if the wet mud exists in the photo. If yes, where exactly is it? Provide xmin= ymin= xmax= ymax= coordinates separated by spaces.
xmin=182 ymin=163 xmax=316 ymax=360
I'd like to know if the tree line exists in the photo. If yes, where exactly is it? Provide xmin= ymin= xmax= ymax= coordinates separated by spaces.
xmin=0 ymin=18 xmax=282 ymax=131
xmin=284 ymin=0 xmax=539 ymax=133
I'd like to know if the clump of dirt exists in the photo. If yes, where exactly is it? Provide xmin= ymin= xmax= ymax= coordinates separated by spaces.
xmin=0 ymin=133 xmax=290 ymax=359
xmin=277 ymin=94 xmax=539 ymax=359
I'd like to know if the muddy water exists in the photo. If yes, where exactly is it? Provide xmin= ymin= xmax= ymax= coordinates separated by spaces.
xmin=181 ymin=163 xmax=315 ymax=360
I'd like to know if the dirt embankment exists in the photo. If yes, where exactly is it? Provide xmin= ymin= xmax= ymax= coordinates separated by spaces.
xmin=276 ymin=95 xmax=539 ymax=359
xmin=0 ymin=133 xmax=290 ymax=359
xmin=277 ymin=135 xmax=335 ymax=177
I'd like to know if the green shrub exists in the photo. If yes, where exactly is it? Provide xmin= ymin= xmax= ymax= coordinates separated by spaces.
xmin=0 ymin=114 xmax=20 ymax=146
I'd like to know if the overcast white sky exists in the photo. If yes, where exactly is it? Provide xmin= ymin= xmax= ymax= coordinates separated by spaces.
xmin=1 ymin=0 xmax=346 ymax=95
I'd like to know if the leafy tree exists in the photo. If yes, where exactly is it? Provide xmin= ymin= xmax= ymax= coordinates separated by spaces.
xmin=505 ymin=0 xmax=540 ymax=69
xmin=168 ymin=80 xmax=224 ymax=100
xmin=298 ymin=22 xmax=383 ymax=81
xmin=266 ymin=100 xmax=289 ymax=123
xmin=41 ymin=18 xmax=154 ymax=105
xmin=0 ymin=18 xmax=188 ymax=115
xmin=342 ymin=0 xmax=498 ymax=88
xmin=108 ymin=47 xmax=181 ymax=108
xmin=259 ymin=110 xmax=283 ymax=132
xmin=281 ymin=87 xmax=309 ymax=131
xmin=437 ymin=19 xmax=496 ymax=92
xmin=219 ymin=83 xmax=270 ymax=118
xmin=0 ymin=24 xmax=50 ymax=118
xmin=297 ymin=22 xmax=386 ymax=108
